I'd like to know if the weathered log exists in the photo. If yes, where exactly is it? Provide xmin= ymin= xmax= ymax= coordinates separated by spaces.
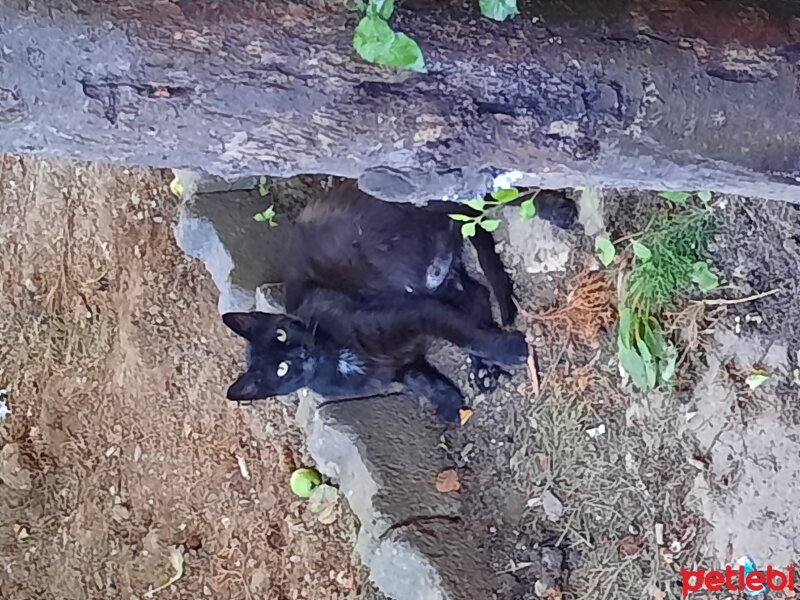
xmin=1 ymin=0 xmax=800 ymax=202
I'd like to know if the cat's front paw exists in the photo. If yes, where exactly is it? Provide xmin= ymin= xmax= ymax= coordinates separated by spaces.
xmin=494 ymin=330 xmax=528 ymax=366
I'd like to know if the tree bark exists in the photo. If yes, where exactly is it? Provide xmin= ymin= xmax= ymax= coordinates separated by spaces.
xmin=2 ymin=0 xmax=800 ymax=202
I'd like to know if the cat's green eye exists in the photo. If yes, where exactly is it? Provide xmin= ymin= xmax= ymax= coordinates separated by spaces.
xmin=276 ymin=328 xmax=287 ymax=343
xmin=277 ymin=361 xmax=290 ymax=377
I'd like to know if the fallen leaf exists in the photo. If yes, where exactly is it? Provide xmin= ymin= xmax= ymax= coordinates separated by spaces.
xmin=144 ymin=547 xmax=184 ymax=598
xmin=13 ymin=524 xmax=29 ymax=540
xmin=317 ymin=504 xmax=338 ymax=525
xmin=436 ymin=469 xmax=461 ymax=493
xmin=746 ymin=369 xmax=769 ymax=390
xmin=527 ymin=344 xmax=540 ymax=396
xmin=541 ymin=489 xmax=564 ymax=522
xmin=0 ymin=443 xmax=32 ymax=490
xmin=586 ymin=423 xmax=606 ymax=439
xmin=169 ymin=176 xmax=184 ymax=198
xmin=651 ymin=585 xmax=666 ymax=600
xmin=617 ymin=534 xmax=642 ymax=557
xmin=459 ymin=408 xmax=475 ymax=426
xmin=307 ymin=484 xmax=339 ymax=519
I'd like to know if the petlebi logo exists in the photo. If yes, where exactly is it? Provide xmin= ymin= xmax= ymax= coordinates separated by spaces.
xmin=681 ymin=557 xmax=796 ymax=597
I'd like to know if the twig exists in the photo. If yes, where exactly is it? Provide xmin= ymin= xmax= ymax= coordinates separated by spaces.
xmin=495 ymin=561 xmax=536 ymax=575
xmin=693 ymin=288 xmax=781 ymax=306
xmin=527 ymin=343 xmax=540 ymax=397
xmin=612 ymin=214 xmax=658 ymax=245
xmin=538 ymin=340 xmax=569 ymax=399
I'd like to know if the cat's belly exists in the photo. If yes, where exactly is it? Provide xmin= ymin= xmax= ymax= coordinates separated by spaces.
xmin=424 ymin=252 xmax=452 ymax=290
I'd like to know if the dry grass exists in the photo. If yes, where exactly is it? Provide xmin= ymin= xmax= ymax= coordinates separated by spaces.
xmin=523 ymin=269 xmax=617 ymax=346
xmin=511 ymin=344 xmax=710 ymax=600
xmin=0 ymin=156 xmax=363 ymax=600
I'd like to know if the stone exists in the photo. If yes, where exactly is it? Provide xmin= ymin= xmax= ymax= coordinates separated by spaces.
xmin=504 ymin=206 xmax=572 ymax=274
xmin=576 ymin=186 xmax=606 ymax=237
xmin=172 ymin=169 xmax=261 ymax=196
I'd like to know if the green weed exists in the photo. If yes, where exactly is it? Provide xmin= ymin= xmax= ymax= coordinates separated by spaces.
xmin=602 ymin=196 xmax=721 ymax=390
xmin=253 ymin=205 xmax=278 ymax=227
xmin=449 ymin=187 xmax=537 ymax=238
xmin=351 ymin=0 xmax=518 ymax=72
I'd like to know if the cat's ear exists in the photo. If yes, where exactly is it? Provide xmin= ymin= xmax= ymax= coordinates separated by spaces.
xmin=222 ymin=312 xmax=281 ymax=340
xmin=226 ymin=370 xmax=276 ymax=401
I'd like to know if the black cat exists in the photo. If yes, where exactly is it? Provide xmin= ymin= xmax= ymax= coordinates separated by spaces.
xmin=222 ymin=181 xmax=576 ymax=422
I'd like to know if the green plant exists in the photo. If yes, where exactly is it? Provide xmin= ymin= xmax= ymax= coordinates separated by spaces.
xmin=594 ymin=236 xmax=616 ymax=266
xmin=617 ymin=308 xmax=678 ymax=390
xmin=448 ymin=187 xmax=537 ymax=238
xmin=258 ymin=176 xmax=270 ymax=197
xmin=479 ymin=0 xmax=519 ymax=21
xmin=253 ymin=205 xmax=278 ymax=227
xmin=606 ymin=201 xmax=721 ymax=391
xmin=353 ymin=0 xmax=426 ymax=72
xmin=626 ymin=209 xmax=718 ymax=315
xmin=351 ymin=0 xmax=519 ymax=71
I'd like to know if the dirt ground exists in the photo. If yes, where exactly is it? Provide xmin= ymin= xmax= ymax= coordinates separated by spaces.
xmin=0 ymin=156 xmax=363 ymax=600
xmin=444 ymin=188 xmax=800 ymax=600
xmin=3 ymin=156 xmax=800 ymax=600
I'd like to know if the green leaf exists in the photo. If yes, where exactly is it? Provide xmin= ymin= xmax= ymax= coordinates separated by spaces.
xmin=353 ymin=15 xmax=426 ymax=73
xmin=659 ymin=191 xmax=692 ymax=204
xmin=258 ymin=175 xmax=270 ymax=197
xmin=479 ymin=219 xmax=502 ymax=232
xmin=619 ymin=344 xmax=650 ymax=390
xmin=490 ymin=188 xmax=520 ymax=203
xmin=642 ymin=316 xmax=666 ymax=357
xmin=632 ymin=240 xmax=652 ymax=261
xmin=659 ymin=343 xmax=678 ymax=383
xmin=519 ymin=198 xmax=537 ymax=220
xmin=479 ymin=0 xmax=519 ymax=21
xmin=461 ymin=221 xmax=477 ymax=238
xmin=367 ymin=0 xmax=394 ymax=19
xmin=169 ymin=176 xmax=184 ymax=198
xmin=618 ymin=308 xmax=634 ymax=349
xmin=595 ymin=236 xmax=616 ymax=267
xmin=465 ymin=198 xmax=487 ymax=212
xmin=634 ymin=330 xmax=658 ymax=389
xmin=253 ymin=206 xmax=276 ymax=223
xmin=691 ymin=261 xmax=720 ymax=292
xmin=696 ymin=191 xmax=712 ymax=203
xmin=746 ymin=370 xmax=769 ymax=390
xmin=449 ymin=213 xmax=473 ymax=222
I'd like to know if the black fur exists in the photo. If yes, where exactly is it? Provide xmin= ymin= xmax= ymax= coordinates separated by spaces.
xmin=223 ymin=181 xmax=547 ymax=423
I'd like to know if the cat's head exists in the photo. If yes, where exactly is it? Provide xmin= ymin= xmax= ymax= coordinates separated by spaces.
xmin=222 ymin=312 xmax=318 ymax=401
